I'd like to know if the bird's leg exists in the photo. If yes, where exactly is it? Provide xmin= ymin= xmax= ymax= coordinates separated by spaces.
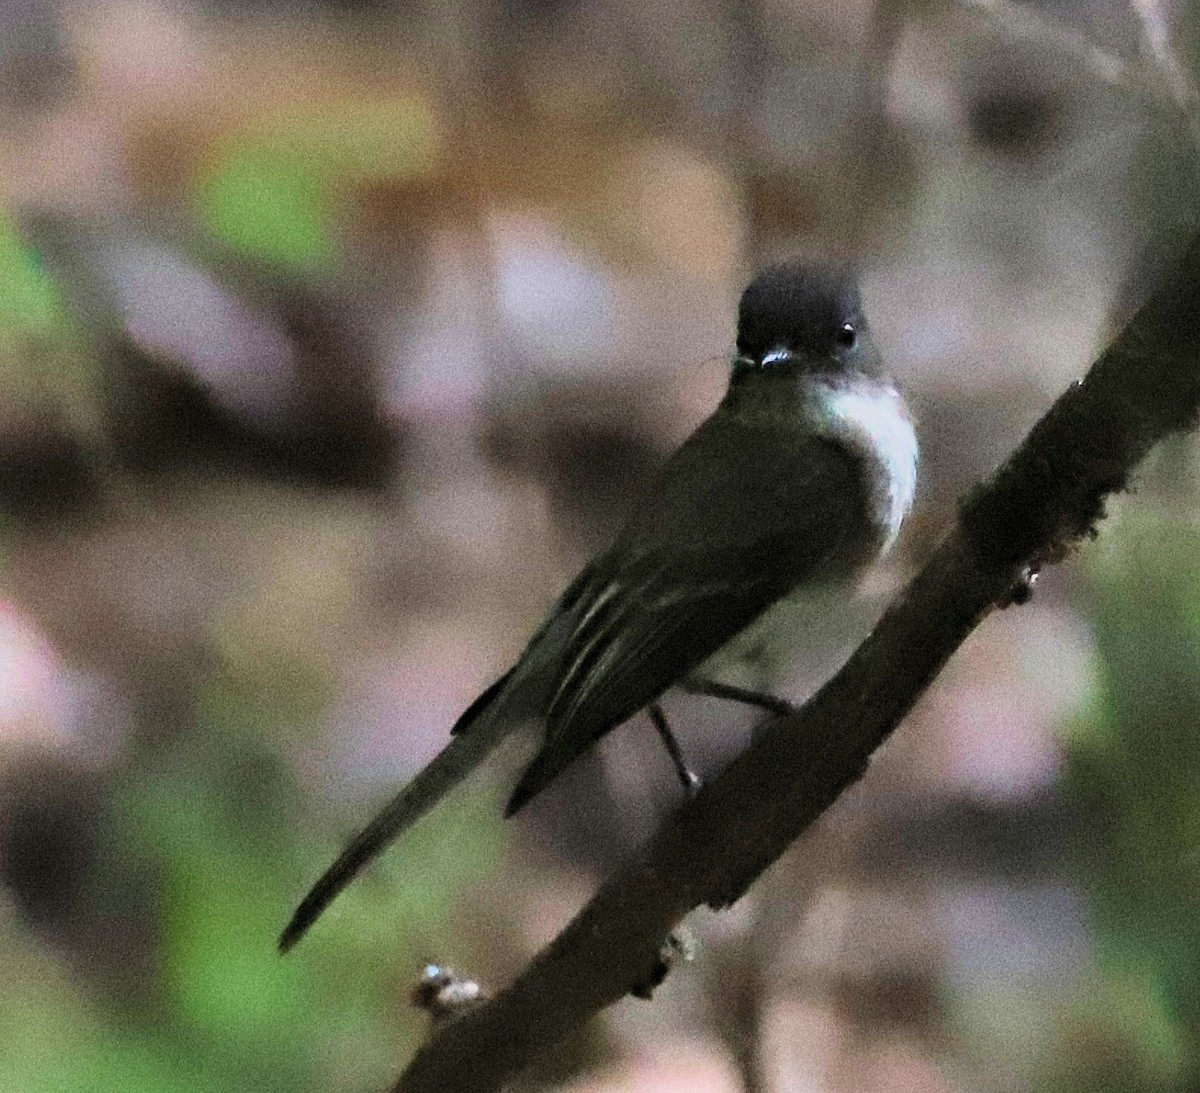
xmin=647 ymin=703 xmax=702 ymax=797
xmin=679 ymin=677 xmax=796 ymax=718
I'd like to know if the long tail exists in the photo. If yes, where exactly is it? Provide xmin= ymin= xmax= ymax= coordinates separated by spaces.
xmin=279 ymin=676 xmax=519 ymax=953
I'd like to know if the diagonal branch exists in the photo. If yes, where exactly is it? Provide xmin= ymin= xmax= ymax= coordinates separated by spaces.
xmin=394 ymin=224 xmax=1200 ymax=1093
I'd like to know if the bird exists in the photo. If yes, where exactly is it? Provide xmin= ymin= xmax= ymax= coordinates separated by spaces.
xmin=279 ymin=260 xmax=917 ymax=952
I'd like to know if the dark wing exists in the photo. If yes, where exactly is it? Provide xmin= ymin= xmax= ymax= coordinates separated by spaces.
xmin=504 ymin=411 xmax=868 ymax=813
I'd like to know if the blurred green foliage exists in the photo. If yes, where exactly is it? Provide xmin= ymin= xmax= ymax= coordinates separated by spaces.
xmin=0 ymin=214 xmax=68 ymax=338
xmin=0 ymin=665 xmax=506 ymax=1092
xmin=195 ymin=98 xmax=440 ymax=272
xmin=1045 ymin=498 xmax=1200 ymax=1091
xmin=0 ymin=210 xmax=101 ymax=437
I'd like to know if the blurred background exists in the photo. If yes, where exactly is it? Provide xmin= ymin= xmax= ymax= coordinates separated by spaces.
xmin=2 ymin=0 xmax=1200 ymax=1090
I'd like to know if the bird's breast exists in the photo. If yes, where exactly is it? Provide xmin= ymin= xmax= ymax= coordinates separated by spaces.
xmin=811 ymin=380 xmax=917 ymax=554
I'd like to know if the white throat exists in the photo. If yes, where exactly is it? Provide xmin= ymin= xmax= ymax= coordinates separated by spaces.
xmin=817 ymin=381 xmax=918 ymax=551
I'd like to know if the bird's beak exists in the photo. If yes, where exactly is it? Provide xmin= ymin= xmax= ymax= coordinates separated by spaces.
xmin=732 ymin=345 xmax=806 ymax=372
xmin=759 ymin=346 xmax=793 ymax=367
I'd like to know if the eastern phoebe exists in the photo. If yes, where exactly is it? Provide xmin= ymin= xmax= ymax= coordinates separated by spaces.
xmin=280 ymin=261 xmax=917 ymax=952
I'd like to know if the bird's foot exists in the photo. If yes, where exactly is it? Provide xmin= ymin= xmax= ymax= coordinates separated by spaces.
xmin=647 ymin=703 xmax=702 ymax=798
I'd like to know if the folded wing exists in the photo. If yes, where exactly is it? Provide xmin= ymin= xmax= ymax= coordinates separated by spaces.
xmin=505 ymin=414 xmax=869 ymax=813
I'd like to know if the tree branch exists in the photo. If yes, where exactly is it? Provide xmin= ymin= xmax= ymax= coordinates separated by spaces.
xmin=394 ymin=225 xmax=1200 ymax=1093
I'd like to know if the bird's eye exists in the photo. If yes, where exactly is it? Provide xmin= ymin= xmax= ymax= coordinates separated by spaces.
xmin=836 ymin=323 xmax=858 ymax=350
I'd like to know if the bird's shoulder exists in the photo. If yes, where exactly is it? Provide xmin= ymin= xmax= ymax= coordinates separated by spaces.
xmin=617 ymin=407 xmax=871 ymax=558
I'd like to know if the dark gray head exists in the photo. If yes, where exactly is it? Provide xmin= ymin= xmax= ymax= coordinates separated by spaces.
xmin=734 ymin=261 xmax=880 ymax=378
